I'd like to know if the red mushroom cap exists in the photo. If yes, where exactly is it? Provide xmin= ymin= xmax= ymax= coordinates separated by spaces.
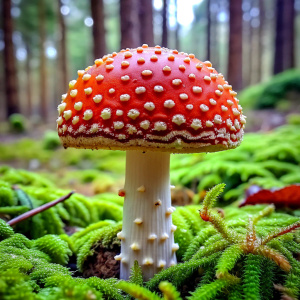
xmin=57 ymin=45 xmax=246 ymax=153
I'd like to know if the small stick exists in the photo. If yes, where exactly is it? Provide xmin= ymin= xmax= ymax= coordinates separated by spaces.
xmin=7 ymin=191 xmax=75 ymax=226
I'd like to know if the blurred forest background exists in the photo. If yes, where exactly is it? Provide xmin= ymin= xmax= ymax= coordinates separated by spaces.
xmin=1 ymin=0 xmax=299 ymax=129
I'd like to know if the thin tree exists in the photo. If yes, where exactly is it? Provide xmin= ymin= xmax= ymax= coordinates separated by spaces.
xmin=2 ymin=0 xmax=19 ymax=118
xmin=120 ymin=0 xmax=140 ymax=49
xmin=206 ymin=0 xmax=211 ymax=61
xmin=227 ymin=0 xmax=243 ymax=90
xmin=91 ymin=0 xmax=106 ymax=59
xmin=161 ymin=0 xmax=168 ymax=47
xmin=39 ymin=0 xmax=48 ymax=121
xmin=273 ymin=0 xmax=295 ymax=74
xmin=57 ymin=0 xmax=68 ymax=92
xmin=139 ymin=0 xmax=154 ymax=46
xmin=174 ymin=0 xmax=180 ymax=50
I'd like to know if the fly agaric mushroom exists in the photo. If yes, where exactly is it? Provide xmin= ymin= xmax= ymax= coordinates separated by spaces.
xmin=56 ymin=45 xmax=246 ymax=280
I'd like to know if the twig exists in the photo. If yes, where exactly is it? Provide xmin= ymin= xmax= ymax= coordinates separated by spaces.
xmin=7 ymin=191 xmax=75 ymax=226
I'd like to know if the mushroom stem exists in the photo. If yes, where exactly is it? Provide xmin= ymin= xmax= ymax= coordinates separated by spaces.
xmin=119 ymin=150 xmax=177 ymax=280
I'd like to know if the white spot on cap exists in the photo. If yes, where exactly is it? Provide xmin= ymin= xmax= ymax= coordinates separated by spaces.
xmin=56 ymin=117 xmax=63 ymax=125
xmin=155 ymin=48 xmax=162 ymax=54
xmin=78 ymin=125 xmax=86 ymax=133
xmin=163 ymin=66 xmax=171 ymax=72
xmin=221 ymin=105 xmax=228 ymax=111
xmin=164 ymin=100 xmax=175 ymax=108
xmin=206 ymin=120 xmax=213 ymax=127
xmin=83 ymin=109 xmax=93 ymax=120
xmin=210 ymin=73 xmax=218 ymax=80
xmin=215 ymin=90 xmax=222 ymax=97
xmin=186 ymin=104 xmax=193 ymax=110
xmin=168 ymin=54 xmax=175 ymax=61
xmin=94 ymin=59 xmax=103 ymax=65
xmin=179 ymin=93 xmax=188 ymax=100
xmin=63 ymin=110 xmax=72 ymax=120
xmin=179 ymin=64 xmax=186 ymax=71
xmin=234 ymin=119 xmax=241 ymax=129
xmin=106 ymin=58 xmax=114 ymax=64
xmin=82 ymin=74 xmax=91 ymax=81
xmin=74 ymin=102 xmax=83 ymax=111
xmin=77 ymin=70 xmax=85 ymax=76
xmin=69 ymin=80 xmax=76 ymax=88
xmin=230 ymin=90 xmax=237 ymax=96
xmin=109 ymin=88 xmax=115 ymax=94
xmin=137 ymin=57 xmax=145 ymax=64
xmin=214 ymin=115 xmax=222 ymax=124
xmin=200 ymin=104 xmax=209 ymax=112
xmin=61 ymin=94 xmax=67 ymax=101
xmin=124 ymin=52 xmax=132 ymax=58
xmin=226 ymin=119 xmax=233 ymax=127
xmin=191 ymin=119 xmax=202 ymax=130
xmin=127 ymin=125 xmax=137 ymax=134
xmin=62 ymin=125 xmax=67 ymax=133
xmin=196 ymin=63 xmax=203 ymax=70
xmin=172 ymin=114 xmax=186 ymax=126
xmin=218 ymin=84 xmax=224 ymax=91
xmin=101 ymin=108 xmax=111 ymax=120
xmin=158 ymin=260 xmax=166 ymax=268
xmin=232 ymin=108 xmax=240 ymax=116
xmin=209 ymin=99 xmax=217 ymax=105
xmin=154 ymin=122 xmax=167 ymax=131
xmin=121 ymin=75 xmax=130 ymax=81
xmin=137 ymin=47 xmax=143 ymax=53
xmin=133 ymin=218 xmax=143 ymax=225
xmin=128 ymin=109 xmax=140 ymax=119
xmin=70 ymin=89 xmax=78 ymax=97
xmin=142 ymin=70 xmax=152 ymax=76
xmin=189 ymin=73 xmax=196 ymax=79
xmin=238 ymin=105 xmax=243 ymax=112
xmin=90 ymin=124 xmax=99 ymax=133
xmin=58 ymin=103 xmax=66 ymax=115
xmin=240 ymin=115 xmax=247 ymax=124
xmin=120 ymin=94 xmax=130 ymax=101
xmin=183 ymin=57 xmax=191 ymax=63
xmin=93 ymin=95 xmax=102 ymax=103
xmin=154 ymin=85 xmax=164 ymax=92
xmin=204 ymin=60 xmax=212 ymax=67
xmin=140 ymin=120 xmax=150 ymax=130
xmin=148 ymin=234 xmax=157 ymax=241
xmin=143 ymin=258 xmax=153 ymax=265
xmin=96 ymin=74 xmax=104 ymax=81
xmin=106 ymin=64 xmax=114 ymax=70
xmin=172 ymin=79 xmax=182 ymax=86
xmin=116 ymin=110 xmax=123 ymax=116
xmin=135 ymin=86 xmax=146 ymax=94
xmin=204 ymin=76 xmax=211 ymax=82
xmin=231 ymin=133 xmax=237 ymax=140
xmin=114 ymin=121 xmax=124 ymax=129
xmin=144 ymin=102 xmax=155 ymax=111
xmin=121 ymin=61 xmax=130 ymax=68
xmin=192 ymin=86 xmax=202 ymax=93
xmin=227 ymin=100 xmax=234 ymax=106
xmin=150 ymin=55 xmax=158 ymax=61
xmin=84 ymin=87 xmax=92 ymax=95
xmin=72 ymin=116 xmax=79 ymax=125
xmin=142 ymin=43 xmax=148 ymax=48
xmin=130 ymin=243 xmax=140 ymax=251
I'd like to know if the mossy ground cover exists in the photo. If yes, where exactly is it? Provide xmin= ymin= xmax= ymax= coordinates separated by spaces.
xmin=0 ymin=123 xmax=300 ymax=299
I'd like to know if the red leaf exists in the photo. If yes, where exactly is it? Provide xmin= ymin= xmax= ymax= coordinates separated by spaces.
xmin=239 ymin=185 xmax=300 ymax=209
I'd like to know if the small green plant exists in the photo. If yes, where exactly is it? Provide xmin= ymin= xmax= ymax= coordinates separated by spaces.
xmin=9 ymin=113 xmax=27 ymax=133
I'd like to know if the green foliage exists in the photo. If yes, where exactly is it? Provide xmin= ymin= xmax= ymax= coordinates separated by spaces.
xmin=9 ymin=113 xmax=27 ymax=133
xmin=0 ymin=218 xmax=14 ymax=241
xmin=239 ymin=69 xmax=300 ymax=109
xmin=42 ymin=130 xmax=61 ymax=150
xmin=129 ymin=261 xmax=144 ymax=287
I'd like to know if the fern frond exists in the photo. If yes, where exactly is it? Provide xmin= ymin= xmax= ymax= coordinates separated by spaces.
xmin=242 ymin=254 xmax=262 ymax=300
xmin=216 ymin=244 xmax=243 ymax=279
xmin=86 ymin=277 xmax=124 ymax=300
xmin=129 ymin=260 xmax=143 ymax=287
xmin=187 ymin=278 xmax=235 ymax=300
xmin=176 ymin=207 xmax=204 ymax=236
xmin=260 ymin=258 xmax=276 ymax=300
xmin=183 ymin=227 xmax=216 ymax=261
xmin=202 ymin=183 xmax=225 ymax=216
xmin=159 ymin=281 xmax=182 ymax=300
xmin=146 ymin=253 xmax=220 ymax=290
xmin=117 ymin=281 xmax=161 ymax=300
xmin=192 ymin=239 xmax=229 ymax=261
xmin=33 ymin=235 xmax=72 ymax=265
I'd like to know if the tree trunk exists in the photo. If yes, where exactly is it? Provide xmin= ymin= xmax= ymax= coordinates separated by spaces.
xmin=2 ymin=0 xmax=19 ymax=118
xmin=120 ymin=0 xmax=140 ymax=49
xmin=206 ymin=0 xmax=211 ymax=61
xmin=256 ymin=0 xmax=265 ymax=83
xmin=139 ymin=0 xmax=154 ymax=46
xmin=273 ymin=0 xmax=295 ymax=74
xmin=227 ymin=0 xmax=243 ymax=90
xmin=39 ymin=0 xmax=48 ymax=121
xmin=174 ymin=0 xmax=180 ymax=50
xmin=161 ymin=0 xmax=168 ymax=47
xmin=210 ymin=0 xmax=219 ymax=69
xmin=25 ymin=44 xmax=32 ymax=117
xmin=91 ymin=0 xmax=106 ymax=59
xmin=58 ymin=0 xmax=68 ymax=91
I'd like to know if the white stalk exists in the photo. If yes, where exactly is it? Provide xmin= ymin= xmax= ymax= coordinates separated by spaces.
xmin=117 ymin=150 xmax=178 ymax=280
